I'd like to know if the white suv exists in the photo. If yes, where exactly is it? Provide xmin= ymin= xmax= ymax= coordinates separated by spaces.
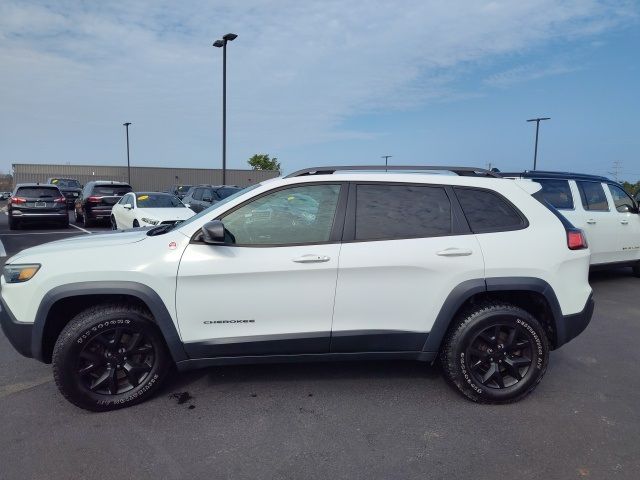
xmin=0 ymin=166 xmax=594 ymax=411
xmin=503 ymin=171 xmax=640 ymax=275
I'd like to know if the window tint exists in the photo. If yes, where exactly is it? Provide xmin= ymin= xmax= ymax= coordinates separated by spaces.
xmin=192 ymin=188 xmax=203 ymax=201
xmin=455 ymin=188 xmax=525 ymax=232
xmin=577 ymin=181 xmax=609 ymax=211
xmin=355 ymin=184 xmax=451 ymax=241
xmin=607 ymin=184 xmax=636 ymax=213
xmin=16 ymin=187 xmax=60 ymax=198
xmin=221 ymin=184 xmax=341 ymax=245
xmin=534 ymin=179 xmax=574 ymax=210
xmin=93 ymin=185 xmax=132 ymax=196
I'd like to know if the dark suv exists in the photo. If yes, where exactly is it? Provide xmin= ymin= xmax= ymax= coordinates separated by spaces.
xmin=47 ymin=178 xmax=82 ymax=208
xmin=74 ymin=181 xmax=132 ymax=227
xmin=8 ymin=183 xmax=69 ymax=230
xmin=182 ymin=185 xmax=241 ymax=212
xmin=166 ymin=185 xmax=193 ymax=200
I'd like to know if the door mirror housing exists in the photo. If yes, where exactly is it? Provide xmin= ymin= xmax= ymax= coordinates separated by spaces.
xmin=123 ymin=203 xmax=133 ymax=210
xmin=201 ymin=220 xmax=226 ymax=244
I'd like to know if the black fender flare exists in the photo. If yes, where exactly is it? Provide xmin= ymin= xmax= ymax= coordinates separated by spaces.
xmin=421 ymin=277 xmax=564 ymax=353
xmin=32 ymin=281 xmax=187 ymax=363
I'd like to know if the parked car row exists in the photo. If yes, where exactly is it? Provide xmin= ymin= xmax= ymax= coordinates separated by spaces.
xmin=6 ymin=178 xmax=240 ymax=230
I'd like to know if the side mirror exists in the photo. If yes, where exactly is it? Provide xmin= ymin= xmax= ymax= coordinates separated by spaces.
xmin=184 ymin=203 xmax=191 ymax=208
xmin=201 ymin=220 xmax=226 ymax=244
xmin=123 ymin=203 xmax=133 ymax=210
xmin=617 ymin=204 xmax=631 ymax=213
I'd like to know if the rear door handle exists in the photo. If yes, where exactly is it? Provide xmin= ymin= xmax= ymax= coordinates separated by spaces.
xmin=292 ymin=254 xmax=331 ymax=263
xmin=436 ymin=248 xmax=473 ymax=257
xmin=586 ymin=219 xmax=596 ymax=225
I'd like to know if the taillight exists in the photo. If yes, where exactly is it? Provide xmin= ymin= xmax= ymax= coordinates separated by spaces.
xmin=54 ymin=196 xmax=66 ymax=204
xmin=87 ymin=196 xmax=101 ymax=203
xmin=567 ymin=229 xmax=588 ymax=250
xmin=10 ymin=197 xmax=26 ymax=205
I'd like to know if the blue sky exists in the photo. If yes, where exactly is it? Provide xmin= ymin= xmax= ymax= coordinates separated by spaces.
xmin=1 ymin=1 xmax=639 ymax=181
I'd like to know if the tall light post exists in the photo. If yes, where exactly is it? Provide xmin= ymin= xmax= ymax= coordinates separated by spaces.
xmin=382 ymin=155 xmax=392 ymax=172
xmin=123 ymin=122 xmax=132 ymax=184
xmin=213 ymin=33 xmax=238 ymax=185
xmin=526 ymin=117 xmax=550 ymax=170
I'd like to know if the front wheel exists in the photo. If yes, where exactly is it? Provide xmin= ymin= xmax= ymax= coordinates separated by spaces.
xmin=111 ymin=216 xmax=118 ymax=230
xmin=52 ymin=304 xmax=171 ymax=411
xmin=440 ymin=302 xmax=549 ymax=404
xmin=632 ymin=262 xmax=640 ymax=278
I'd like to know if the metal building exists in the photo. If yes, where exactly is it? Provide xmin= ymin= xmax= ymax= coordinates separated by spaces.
xmin=11 ymin=164 xmax=280 ymax=191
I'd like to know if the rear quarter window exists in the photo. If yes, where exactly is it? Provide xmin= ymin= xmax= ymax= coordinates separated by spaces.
xmin=454 ymin=187 xmax=527 ymax=233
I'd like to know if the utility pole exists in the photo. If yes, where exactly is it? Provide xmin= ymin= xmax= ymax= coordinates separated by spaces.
xmin=123 ymin=122 xmax=132 ymax=185
xmin=526 ymin=117 xmax=550 ymax=170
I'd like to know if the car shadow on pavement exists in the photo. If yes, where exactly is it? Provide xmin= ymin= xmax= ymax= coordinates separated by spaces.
xmin=588 ymin=266 xmax=636 ymax=285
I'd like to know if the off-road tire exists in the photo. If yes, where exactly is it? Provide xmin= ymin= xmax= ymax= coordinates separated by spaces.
xmin=52 ymin=303 xmax=171 ymax=412
xmin=440 ymin=302 xmax=549 ymax=404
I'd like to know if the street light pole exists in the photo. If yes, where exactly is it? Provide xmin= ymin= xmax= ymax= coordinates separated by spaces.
xmin=213 ymin=33 xmax=238 ymax=185
xmin=381 ymin=155 xmax=392 ymax=172
xmin=526 ymin=117 xmax=550 ymax=170
xmin=123 ymin=122 xmax=132 ymax=185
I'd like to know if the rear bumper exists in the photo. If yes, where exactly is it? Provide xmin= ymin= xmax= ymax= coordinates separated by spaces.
xmin=555 ymin=293 xmax=594 ymax=348
xmin=0 ymin=298 xmax=34 ymax=359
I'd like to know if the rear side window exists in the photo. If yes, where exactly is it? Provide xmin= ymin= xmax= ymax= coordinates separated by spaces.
xmin=576 ymin=181 xmax=609 ymax=211
xmin=454 ymin=188 xmax=525 ymax=233
xmin=16 ymin=187 xmax=60 ymax=198
xmin=533 ymin=179 xmax=574 ymax=210
xmin=355 ymin=184 xmax=451 ymax=241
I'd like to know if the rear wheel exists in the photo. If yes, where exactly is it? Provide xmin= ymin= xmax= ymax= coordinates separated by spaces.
xmin=82 ymin=212 xmax=94 ymax=228
xmin=59 ymin=215 xmax=70 ymax=229
xmin=440 ymin=302 xmax=549 ymax=404
xmin=111 ymin=216 xmax=118 ymax=230
xmin=52 ymin=303 xmax=171 ymax=411
xmin=632 ymin=262 xmax=640 ymax=278
xmin=74 ymin=209 xmax=83 ymax=224
xmin=132 ymin=219 xmax=139 ymax=228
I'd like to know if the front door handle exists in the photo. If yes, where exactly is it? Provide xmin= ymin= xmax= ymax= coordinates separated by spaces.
xmin=586 ymin=219 xmax=596 ymax=225
xmin=436 ymin=248 xmax=473 ymax=257
xmin=621 ymin=219 xmax=629 ymax=225
xmin=292 ymin=254 xmax=331 ymax=263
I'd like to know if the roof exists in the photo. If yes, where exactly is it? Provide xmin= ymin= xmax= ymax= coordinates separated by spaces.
xmin=498 ymin=170 xmax=611 ymax=182
xmin=88 ymin=180 xmax=132 ymax=186
xmin=15 ymin=183 xmax=60 ymax=188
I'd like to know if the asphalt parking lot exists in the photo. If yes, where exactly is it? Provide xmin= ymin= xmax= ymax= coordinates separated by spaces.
xmin=1 ymin=207 xmax=639 ymax=480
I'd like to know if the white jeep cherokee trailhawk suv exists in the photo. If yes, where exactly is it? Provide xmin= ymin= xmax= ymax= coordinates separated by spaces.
xmin=0 ymin=166 xmax=594 ymax=411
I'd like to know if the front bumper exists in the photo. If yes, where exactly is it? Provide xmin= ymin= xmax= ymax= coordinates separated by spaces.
xmin=555 ymin=293 xmax=594 ymax=348
xmin=0 ymin=298 xmax=34 ymax=358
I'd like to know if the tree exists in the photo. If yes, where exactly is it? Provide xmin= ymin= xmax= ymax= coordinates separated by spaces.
xmin=248 ymin=154 xmax=281 ymax=171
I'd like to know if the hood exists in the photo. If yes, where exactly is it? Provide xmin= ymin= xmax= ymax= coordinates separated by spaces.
xmin=6 ymin=229 xmax=147 ymax=264
xmin=137 ymin=208 xmax=195 ymax=222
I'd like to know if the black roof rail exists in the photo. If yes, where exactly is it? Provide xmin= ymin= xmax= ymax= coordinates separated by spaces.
xmin=284 ymin=165 xmax=501 ymax=179
xmin=498 ymin=170 xmax=612 ymax=182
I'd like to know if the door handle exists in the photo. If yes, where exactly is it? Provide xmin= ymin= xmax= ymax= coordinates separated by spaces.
xmin=621 ymin=219 xmax=629 ymax=225
xmin=436 ymin=248 xmax=473 ymax=257
xmin=586 ymin=219 xmax=596 ymax=225
xmin=292 ymin=254 xmax=331 ymax=263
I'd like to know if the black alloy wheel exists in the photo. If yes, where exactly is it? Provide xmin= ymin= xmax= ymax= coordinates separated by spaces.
xmin=77 ymin=326 xmax=155 ymax=395
xmin=465 ymin=323 xmax=533 ymax=389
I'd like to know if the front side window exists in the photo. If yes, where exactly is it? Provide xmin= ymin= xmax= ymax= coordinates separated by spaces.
xmin=607 ymin=184 xmax=636 ymax=213
xmin=355 ymin=184 xmax=451 ymax=241
xmin=577 ymin=181 xmax=609 ymax=211
xmin=534 ymin=179 xmax=574 ymax=210
xmin=221 ymin=184 xmax=341 ymax=245
xmin=454 ymin=188 xmax=525 ymax=233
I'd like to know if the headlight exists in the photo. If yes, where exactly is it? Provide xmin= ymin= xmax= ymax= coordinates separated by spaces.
xmin=3 ymin=264 xmax=41 ymax=283
xmin=141 ymin=217 xmax=159 ymax=225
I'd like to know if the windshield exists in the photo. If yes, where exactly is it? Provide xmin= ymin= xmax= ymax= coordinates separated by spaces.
xmin=148 ymin=183 xmax=262 ymax=236
xmin=51 ymin=178 xmax=80 ymax=188
xmin=136 ymin=193 xmax=184 ymax=208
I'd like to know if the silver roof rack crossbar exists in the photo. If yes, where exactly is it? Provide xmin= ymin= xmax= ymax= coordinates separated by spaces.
xmin=284 ymin=165 xmax=501 ymax=179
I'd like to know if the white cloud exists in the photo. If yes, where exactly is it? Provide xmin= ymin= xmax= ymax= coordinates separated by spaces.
xmin=484 ymin=63 xmax=578 ymax=87
xmin=0 ymin=0 xmax=636 ymax=170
